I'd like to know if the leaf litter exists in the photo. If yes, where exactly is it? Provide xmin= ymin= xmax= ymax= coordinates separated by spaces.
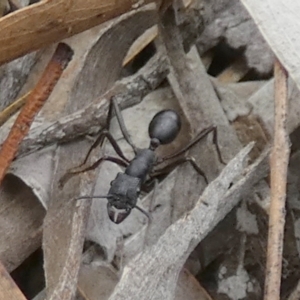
xmin=0 ymin=0 xmax=300 ymax=299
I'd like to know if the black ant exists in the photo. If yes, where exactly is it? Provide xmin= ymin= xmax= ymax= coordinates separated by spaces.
xmin=60 ymin=98 xmax=222 ymax=224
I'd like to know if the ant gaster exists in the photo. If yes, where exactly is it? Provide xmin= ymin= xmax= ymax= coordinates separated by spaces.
xmin=61 ymin=98 xmax=222 ymax=224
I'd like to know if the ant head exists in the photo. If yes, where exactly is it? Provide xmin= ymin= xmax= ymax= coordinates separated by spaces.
xmin=75 ymin=194 xmax=133 ymax=224
xmin=107 ymin=202 xmax=132 ymax=224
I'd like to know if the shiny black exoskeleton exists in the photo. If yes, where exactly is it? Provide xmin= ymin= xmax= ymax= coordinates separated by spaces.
xmin=106 ymin=110 xmax=181 ymax=223
xmin=71 ymin=98 xmax=217 ymax=224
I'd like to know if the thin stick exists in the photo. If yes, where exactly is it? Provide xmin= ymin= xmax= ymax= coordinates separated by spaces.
xmin=264 ymin=59 xmax=290 ymax=300
xmin=0 ymin=43 xmax=73 ymax=184
xmin=0 ymin=91 xmax=30 ymax=127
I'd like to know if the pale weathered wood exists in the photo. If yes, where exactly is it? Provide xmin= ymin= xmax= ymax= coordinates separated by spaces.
xmin=0 ymin=0 xmax=157 ymax=65
xmin=240 ymin=0 xmax=300 ymax=90
xmin=0 ymin=174 xmax=45 ymax=272
xmin=159 ymin=7 xmax=241 ymax=225
xmin=109 ymin=144 xmax=269 ymax=300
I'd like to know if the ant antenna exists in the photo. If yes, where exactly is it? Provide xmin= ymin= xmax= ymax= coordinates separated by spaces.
xmin=135 ymin=205 xmax=152 ymax=222
xmin=75 ymin=195 xmax=112 ymax=201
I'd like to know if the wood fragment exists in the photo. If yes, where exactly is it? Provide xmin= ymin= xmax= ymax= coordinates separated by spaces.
xmin=157 ymin=7 xmax=241 ymax=227
xmin=0 ymin=0 xmax=156 ymax=65
xmin=239 ymin=0 xmax=300 ymax=90
xmin=0 ymin=175 xmax=45 ymax=272
xmin=0 ymin=43 xmax=73 ymax=184
xmin=123 ymin=25 xmax=158 ymax=66
xmin=217 ymin=56 xmax=248 ymax=83
xmin=264 ymin=59 xmax=290 ymax=300
xmin=47 ymin=201 xmax=91 ymax=300
xmin=122 ymin=0 xmax=193 ymax=66
xmin=0 ymin=260 xmax=27 ymax=300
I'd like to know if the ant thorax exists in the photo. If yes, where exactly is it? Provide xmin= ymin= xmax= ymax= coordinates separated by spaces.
xmin=125 ymin=148 xmax=156 ymax=182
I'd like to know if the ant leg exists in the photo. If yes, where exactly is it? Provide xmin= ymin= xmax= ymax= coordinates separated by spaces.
xmin=152 ymin=156 xmax=208 ymax=184
xmin=142 ymin=178 xmax=159 ymax=214
xmin=157 ymin=126 xmax=215 ymax=162
xmin=156 ymin=125 xmax=225 ymax=165
xmin=79 ymin=97 xmax=115 ymax=165
xmin=73 ymin=97 xmax=130 ymax=171
xmin=135 ymin=205 xmax=152 ymax=222
xmin=104 ymin=131 xmax=131 ymax=162
xmin=59 ymin=155 xmax=128 ymax=188
xmin=149 ymin=178 xmax=158 ymax=214
xmin=61 ymin=102 xmax=132 ymax=188
xmin=111 ymin=97 xmax=138 ymax=154
xmin=71 ymin=129 xmax=131 ymax=173
xmin=212 ymin=126 xmax=226 ymax=165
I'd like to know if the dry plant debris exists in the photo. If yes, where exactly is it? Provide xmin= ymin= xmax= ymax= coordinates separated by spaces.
xmin=0 ymin=0 xmax=157 ymax=65
xmin=264 ymin=60 xmax=289 ymax=300
xmin=0 ymin=1 xmax=300 ymax=300
xmin=0 ymin=43 xmax=73 ymax=183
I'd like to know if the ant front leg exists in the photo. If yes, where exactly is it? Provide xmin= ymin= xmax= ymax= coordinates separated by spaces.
xmin=81 ymin=129 xmax=130 ymax=167
xmin=66 ymin=96 xmax=137 ymax=174
xmin=59 ymin=154 xmax=128 ymax=188
xmin=142 ymin=178 xmax=159 ymax=215
xmin=59 ymin=129 xmax=130 ymax=188
xmin=59 ymin=97 xmax=136 ymax=187
xmin=111 ymin=97 xmax=138 ymax=154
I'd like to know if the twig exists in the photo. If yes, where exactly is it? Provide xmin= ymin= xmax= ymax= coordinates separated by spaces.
xmin=0 ymin=43 xmax=73 ymax=184
xmin=3 ymin=53 xmax=168 ymax=157
xmin=264 ymin=59 xmax=290 ymax=300
xmin=0 ymin=91 xmax=29 ymax=127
